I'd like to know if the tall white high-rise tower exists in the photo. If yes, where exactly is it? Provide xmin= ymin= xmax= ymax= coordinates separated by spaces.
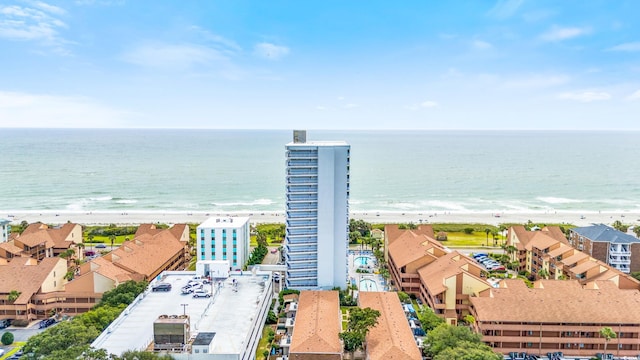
xmin=284 ymin=130 xmax=350 ymax=289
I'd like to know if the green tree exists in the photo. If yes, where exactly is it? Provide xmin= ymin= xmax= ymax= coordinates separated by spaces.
xmin=397 ymin=291 xmax=411 ymax=304
xmin=349 ymin=219 xmax=372 ymax=237
xmin=484 ymin=228 xmax=491 ymax=246
xmin=256 ymin=232 xmax=268 ymax=247
xmin=109 ymin=235 xmax=116 ymax=250
xmin=7 ymin=290 xmax=20 ymax=303
xmin=433 ymin=340 xmax=502 ymax=360
xmin=633 ymin=226 xmax=640 ymax=238
xmin=538 ymin=268 xmax=550 ymax=279
xmin=265 ymin=310 xmax=278 ymax=324
xmin=462 ymin=314 xmax=475 ymax=326
xmin=349 ymin=231 xmax=362 ymax=244
xmin=346 ymin=307 xmax=381 ymax=336
xmin=59 ymin=249 xmax=75 ymax=260
xmin=97 ymin=280 xmax=148 ymax=308
xmin=631 ymin=271 xmax=640 ymax=282
xmin=612 ymin=220 xmax=629 ymax=233
xmin=600 ymin=326 xmax=617 ymax=358
xmin=339 ymin=331 xmax=365 ymax=359
xmin=416 ymin=306 xmax=445 ymax=332
xmin=118 ymin=350 xmax=174 ymax=359
xmin=23 ymin=320 xmax=101 ymax=358
xmin=424 ymin=323 xmax=483 ymax=357
xmin=1 ymin=331 xmax=14 ymax=345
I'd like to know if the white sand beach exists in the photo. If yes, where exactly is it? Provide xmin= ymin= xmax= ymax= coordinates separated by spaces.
xmin=3 ymin=210 xmax=639 ymax=227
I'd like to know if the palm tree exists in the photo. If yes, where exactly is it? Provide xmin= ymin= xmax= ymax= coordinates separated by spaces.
xmin=600 ymin=327 xmax=616 ymax=358
xmin=538 ymin=268 xmax=550 ymax=280
xmin=109 ymin=235 xmax=116 ymax=250
xmin=485 ymin=229 xmax=491 ymax=246
xmin=463 ymin=314 xmax=476 ymax=328
xmin=7 ymin=290 xmax=20 ymax=303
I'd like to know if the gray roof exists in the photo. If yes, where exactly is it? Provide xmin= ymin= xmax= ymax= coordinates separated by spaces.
xmin=193 ymin=332 xmax=216 ymax=346
xmin=571 ymin=224 xmax=640 ymax=244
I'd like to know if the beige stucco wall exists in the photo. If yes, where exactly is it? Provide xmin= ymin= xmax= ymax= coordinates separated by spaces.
xmin=40 ymin=259 xmax=68 ymax=292
xmin=65 ymin=225 xmax=83 ymax=244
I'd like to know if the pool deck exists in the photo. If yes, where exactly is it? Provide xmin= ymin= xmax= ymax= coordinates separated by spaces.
xmin=347 ymin=250 xmax=388 ymax=293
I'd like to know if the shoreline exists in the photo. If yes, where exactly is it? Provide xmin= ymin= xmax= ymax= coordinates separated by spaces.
xmin=3 ymin=210 xmax=639 ymax=227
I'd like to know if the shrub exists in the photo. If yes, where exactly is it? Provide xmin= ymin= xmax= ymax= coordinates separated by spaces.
xmin=1 ymin=331 xmax=14 ymax=345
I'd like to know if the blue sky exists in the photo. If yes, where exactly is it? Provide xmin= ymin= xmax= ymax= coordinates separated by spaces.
xmin=0 ymin=0 xmax=639 ymax=129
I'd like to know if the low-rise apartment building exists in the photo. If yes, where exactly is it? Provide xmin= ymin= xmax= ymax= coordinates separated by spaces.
xmin=470 ymin=279 xmax=640 ymax=358
xmin=387 ymin=229 xmax=448 ymax=296
xmin=75 ymin=224 xmax=189 ymax=292
xmin=386 ymin=226 xmax=491 ymax=324
xmin=358 ymin=292 xmax=422 ymax=360
xmin=3 ymin=222 xmax=83 ymax=261
xmin=0 ymin=257 xmax=101 ymax=321
xmin=507 ymin=226 xmax=640 ymax=289
xmin=417 ymin=251 xmax=491 ymax=325
xmin=569 ymin=224 xmax=640 ymax=273
xmin=289 ymin=290 xmax=343 ymax=360
xmin=383 ymin=224 xmax=433 ymax=263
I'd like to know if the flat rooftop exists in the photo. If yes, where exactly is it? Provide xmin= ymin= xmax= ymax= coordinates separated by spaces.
xmin=197 ymin=216 xmax=250 ymax=228
xmin=91 ymin=271 xmax=270 ymax=356
xmin=286 ymin=140 xmax=349 ymax=146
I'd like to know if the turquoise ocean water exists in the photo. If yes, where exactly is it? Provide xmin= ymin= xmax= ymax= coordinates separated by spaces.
xmin=0 ymin=129 xmax=638 ymax=214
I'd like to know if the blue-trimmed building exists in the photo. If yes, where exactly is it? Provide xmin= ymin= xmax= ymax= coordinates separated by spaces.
xmin=569 ymin=223 xmax=640 ymax=273
xmin=0 ymin=218 xmax=10 ymax=243
xmin=196 ymin=217 xmax=250 ymax=271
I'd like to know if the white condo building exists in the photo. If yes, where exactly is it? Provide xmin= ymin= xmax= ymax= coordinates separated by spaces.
xmin=0 ymin=219 xmax=10 ymax=243
xmin=196 ymin=217 xmax=250 ymax=272
xmin=285 ymin=130 xmax=350 ymax=289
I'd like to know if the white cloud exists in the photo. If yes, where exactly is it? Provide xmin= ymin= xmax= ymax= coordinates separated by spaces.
xmin=557 ymin=91 xmax=611 ymax=102
xmin=487 ymin=0 xmax=524 ymax=19
xmin=343 ymin=103 xmax=359 ymax=109
xmin=0 ymin=91 xmax=135 ymax=128
xmin=26 ymin=1 xmax=65 ymax=15
xmin=472 ymin=40 xmax=493 ymax=50
xmin=607 ymin=42 xmax=640 ymax=52
xmin=502 ymin=74 xmax=570 ymax=89
xmin=121 ymin=43 xmax=227 ymax=70
xmin=0 ymin=1 xmax=69 ymax=53
xmin=405 ymin=100 xmax=438 ymax=110
xmin=253 ymin=42 xmax=290 ymax=60
xmin=189 ymin=26 xmax=242 ymax=54
xmin=626 ymin=90 xmax=640 ymax=101
xmin=540 ymin=26 xmax=590 ymax=42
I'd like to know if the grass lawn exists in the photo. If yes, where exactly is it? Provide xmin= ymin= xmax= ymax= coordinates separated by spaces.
xmin=437 ymin=232 xmax=505 ymax=248
xmin=255 ymin=326 xmax=274 ymax=360
xmin=85 ymin=234 xmax=132 ymax=245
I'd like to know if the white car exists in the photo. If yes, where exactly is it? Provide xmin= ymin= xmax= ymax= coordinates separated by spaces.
xmin=193 ymin=290 xmax=211 ymax=298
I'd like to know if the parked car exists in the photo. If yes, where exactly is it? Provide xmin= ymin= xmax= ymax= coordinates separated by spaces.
xmin=95 ymin=244 xmax=107 ymax=249
xmin=0 ymin=319 xmax=10 ymax=329
xmin=192 ymin=290 xmax=211 ymax=298
xmin=473 ymin=253 xmax=488 ymax=259
xmin=151 ymin=283 xmax=172 ymax=292
xmin=38 ymin=318 xmax=55 ymax=329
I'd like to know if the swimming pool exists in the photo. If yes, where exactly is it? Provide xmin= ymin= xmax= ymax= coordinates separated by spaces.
xmin=355 ymin=256 xmax=373 ymax=266
xmin=359 ymin=278 xmax=378 ymax=291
